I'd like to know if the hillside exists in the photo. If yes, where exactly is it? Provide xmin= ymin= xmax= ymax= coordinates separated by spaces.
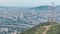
xmin=0 ymin=6 xmax=60 ymax=25
xmin=47 ymin=24 xmax=60 ymax=34
xmin=0 ymin=6 xmax=60 ymax=33
xmin=20 ymin=22 xmax=59 ymax=34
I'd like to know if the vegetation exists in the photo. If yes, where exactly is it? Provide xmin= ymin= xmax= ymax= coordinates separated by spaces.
xmin=47 ymin=24 xmax=60 ymax=34
xmin=20 ymin=22 xmax=59 ymax=34
xmin=20 ymin=22 xmax=51 ymax=34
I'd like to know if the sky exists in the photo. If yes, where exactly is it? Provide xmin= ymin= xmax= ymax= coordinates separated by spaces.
xmin=0 ymin=0 xmax=60 ymax=7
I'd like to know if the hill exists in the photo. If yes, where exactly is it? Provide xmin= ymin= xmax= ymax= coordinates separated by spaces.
xmin=20 ymin=22 xmax=59 ymax=34
xmin=47 ymin=24 xmax=60 ymax=34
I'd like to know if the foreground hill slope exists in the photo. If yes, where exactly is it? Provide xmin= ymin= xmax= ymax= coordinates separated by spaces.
xmin=20 ymin=22 xmax=59 ymax=34
xmin=47 ymin=24 xmax=60 ymax=34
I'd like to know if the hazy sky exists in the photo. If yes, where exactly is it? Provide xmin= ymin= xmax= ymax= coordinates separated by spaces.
xmin=0 ymin=0 xmax=60 ymax=7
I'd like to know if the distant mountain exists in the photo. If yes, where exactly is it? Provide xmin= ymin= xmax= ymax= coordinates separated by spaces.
xmin=32 ymin=6 xmax=50 ymax=10
xmin=31 ymin=5 xmax=60 ymax=11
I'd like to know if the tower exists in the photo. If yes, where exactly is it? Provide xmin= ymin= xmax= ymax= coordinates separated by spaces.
xmin=50 ymin=2 xmax=55 ymax=24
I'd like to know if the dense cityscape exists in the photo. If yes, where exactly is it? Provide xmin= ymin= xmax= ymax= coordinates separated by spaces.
xmin=0 ymin=5 xmax=60 ymax=34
